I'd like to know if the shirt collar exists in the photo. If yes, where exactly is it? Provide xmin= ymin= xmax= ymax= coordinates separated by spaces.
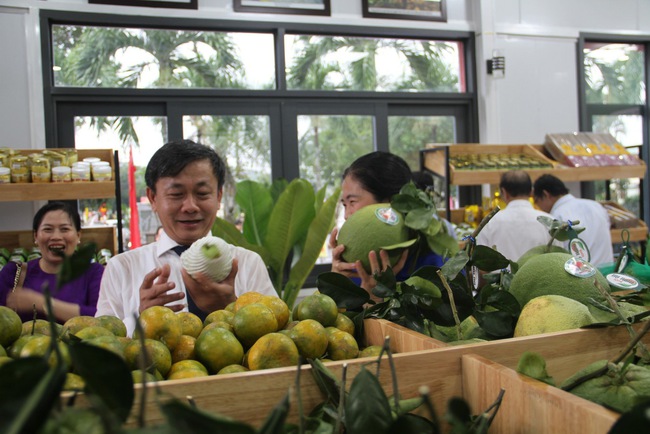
xmin=551 ymin=194 xmax=575 ymax=213
xmin=156 ymin=230 xmax=181 ymax=257
xmin=506 ymin=199 xmax=534 ymax=209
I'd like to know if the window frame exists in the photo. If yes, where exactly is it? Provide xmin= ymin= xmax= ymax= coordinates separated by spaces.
xmin=577 ymin=33 xmax=650 ymax=223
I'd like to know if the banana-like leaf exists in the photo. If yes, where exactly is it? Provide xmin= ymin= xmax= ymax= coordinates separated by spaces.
xmin=212 ymin=218 xmax=270 ymax=265
xmin=235 ymin=180 xmax=273 ymax=245
xmin=284 ymin=187 xmax=340 ymax=307
xmin=264 ymin=179 xmax=316 ymax=277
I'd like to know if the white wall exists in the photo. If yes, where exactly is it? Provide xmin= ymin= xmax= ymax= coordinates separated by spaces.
xmin=0 ymin=0 xmax=649 ymax=229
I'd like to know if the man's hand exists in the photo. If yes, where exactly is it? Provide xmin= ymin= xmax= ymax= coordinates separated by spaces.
xmin=139 ymin=263 xmax=185 ymax=313
xmin=182 ymin=258 xmax=239 ymax=313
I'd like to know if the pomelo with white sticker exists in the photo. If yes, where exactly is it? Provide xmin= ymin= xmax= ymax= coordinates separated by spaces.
xmin=564 ymin=256 xmax=596 ymax=278
xmin=569 ymin=238 xmax=590 ymax=262
xmin=606 ymin=273 xmax=640 ymax=290
xmin=374 ymin=207 xmax=400 ymax=226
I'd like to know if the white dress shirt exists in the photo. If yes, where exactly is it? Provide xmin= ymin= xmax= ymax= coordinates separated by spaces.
xmin=550 ymin=194 xmax=614 ymax=267
xmin=96 ymin=231 xmax=276 ymax=336
xmin=477 ymin=199 xmax=560 ymax=263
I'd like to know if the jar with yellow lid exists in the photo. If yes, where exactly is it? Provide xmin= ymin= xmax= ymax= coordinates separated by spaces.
xmin=71 ymin=162 xmax=91 ymax=182
xmin=43 ymin=150 xmax=67 ymax=168
xmin=0 ymin=167 xmax=10 ymax=184
xmin=52 ymin=166 xmax=71 ymax=183
xmin=92 ymin=164 xmax=112 ymax=182
xmin=10 ymin=155 xmax=30 ymax=183
xmin=31 ymin=157 xmax=51 ymax=183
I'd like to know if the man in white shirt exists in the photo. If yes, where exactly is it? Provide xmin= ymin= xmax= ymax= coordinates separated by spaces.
xmin=96 ymin=140 xmax=276 ymax=336
xmin=477 ymin=171 xmax=559 ymax=263
xmin=533 ymin=174 xmax=614 ymax=267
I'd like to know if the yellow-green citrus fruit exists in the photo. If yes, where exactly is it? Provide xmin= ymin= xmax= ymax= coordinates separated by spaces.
xmin=217 ymin=364 xmax=249 ymax=375
xmin=0 ymin=345 xmax=5 ymax=357
xmin=96 ymin=315 xmax=127 ymax=337
xmin=63 ymin=316 xmax=100 ymax=336
xmin=289 ymin=319 xmax=328 ymax=359
xmin=337 ymin=203 xmax=410 ymax=273
xmin=168 ymin=359 xmax=208 ymax=377
xmin=195 ymin=327 xmax=244 ymax=374
xmin=123 ymin=338 xmax=172 ymax=377
xmin=0 ymin=306 xmax=21 ymax=347
xmin=326 ymin=329 xmax=359 ymax=361
xmin=63 ymin=373 xmax=85 ymax=391
xmin=333 ymin=313 xmax=355 ymax=335
xmin=74 ymin=326 xmax=114 ymax=340
xmin=509 ymin=252 xmax=610 ymax=308
xmin=514 ymin=295 xmax=595 ymax=337
xmin=21 ymin=319 xmax=61 ymax=337
xmin=247 ymin=332 xmax=299 ymax=371
xmin=203 ymin=309 xmax=235 ymax=328
xmin=177 ymin=312 xmax=204 ymax=338
xmin=358 ymin=345 xmax=383 ymax=358
xmin=171 ymin=334 xmax=196 ymax=364
xmin=84 ymin=335 xmax=125 ymax=359
xmin=256 ymin=295 xmax=290 ymax=330
xmin=201 ymin=321 xmax=233 ymax=335
xmin=0 ymin=356 xmax=12 ymax=368
xmin=516 ymin=244 xmax=569 ymax=268
xmin=295 ymin=294 xmax=339 ymax=327
xmin=232 ymin=303 xmax=278 ymax=347
xmin=131 ymin=370 xmax=158 ymax=384
xmin=167 ymin=368 xmax=209 ymax=380
xmin=8 ymin=335 xmax=38 ymax=359
xmin=134 ymin=306 xmax=182 ymax=351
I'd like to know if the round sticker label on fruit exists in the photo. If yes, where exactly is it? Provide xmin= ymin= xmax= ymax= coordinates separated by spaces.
xmin=375 ymin=207 xmax=399 ymax=226
xmin=564 ymin=257 xmax=596 ymax=278
xmin=606 ymin=273 xmax=640 ymax=290
xmin=569 ymin=238 xmax=591 ymax=262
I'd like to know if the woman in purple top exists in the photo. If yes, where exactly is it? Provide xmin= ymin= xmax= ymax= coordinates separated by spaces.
xmin=0 ymin=201 xmax=104 ymax=323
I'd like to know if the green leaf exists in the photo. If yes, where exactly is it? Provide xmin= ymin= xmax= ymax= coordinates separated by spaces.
xmin=235 ymin=180 xmax=274 ymax=245
xmin=345 ymin=368 xmax=392 ymax=434
xmin=380 ymin=238 xmax=418 ymax=251
xmin=212 ymin=218 xmax=270 ymax=265
xmin=317 ymin=272 xmax=369 ymax=310
xmin=426 ymin=231 xmax=459 ymax=257
xmin=478 ymin=287 xmax=521 ymax=315
xmin=264 ymin=179 xmax=316 ymax=278
xmin=161 ymin=399 xmax=256 ymax=434
xmin=401 ymin=276 xmax=442 ymax=298
xmin=390 ymin=193 xmax=424 ymax=213
xmin=68 ymin=341 xmax=134 ymax=425
xmin=309 ymin=359 xmax=342 ymax=406
xmin=471 ymin=245 xmax=509 ymax=272
xmin=284 ymin=187 xmax=340 ymax=307
xmin=0 ymin=357 xmax=67 ymax=434
xmin=57 ymin=242 xmax=97 ymax=289
xmin=258 ymin=393 xmax=290 ymax=434
xmin=314 ymin=185 xmax=327 ymax=214
xmin=390 ymin=414 xmax=438 ymax=433
xmin=269 ymin=178 xmax=289 ymax=203
xmin=405 ymin=207 xmax=434 ymax=231
xmin=474 ymin=310 xmax=516 ymax=338
xmin=441 ymin=251 xmax=470 ymax=281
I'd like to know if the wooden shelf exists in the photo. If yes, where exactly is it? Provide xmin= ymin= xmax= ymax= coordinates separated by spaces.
xmin=0 ymin=148 xmax=115 ymax=202
xmin=423 ymin=144 xmax=647 ymax=186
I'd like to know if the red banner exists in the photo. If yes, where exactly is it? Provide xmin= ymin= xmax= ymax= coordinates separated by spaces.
xmin=128 ymin=145 xmax=141 ymax=249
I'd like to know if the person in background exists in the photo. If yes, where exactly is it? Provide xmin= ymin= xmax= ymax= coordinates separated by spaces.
xmin=533 ymin=173 xmax=614 ymax=266
xmin=0 ymin=201 xmax=104 ymax=323
xmin=96 ymin=140 xmax=276 ymax=336
xmin=329 ymin=151 xmax=447 ymax=298
xmin=476 ymin=170 xmax=559 ymax=263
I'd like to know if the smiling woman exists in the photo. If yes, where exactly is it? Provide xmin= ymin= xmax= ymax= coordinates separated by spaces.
xmin=0 ymin=202 xmax=105 ymax=323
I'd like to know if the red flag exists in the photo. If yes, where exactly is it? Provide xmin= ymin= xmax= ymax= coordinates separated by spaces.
xmin=128 ymin=145 xmax=141 ymax=249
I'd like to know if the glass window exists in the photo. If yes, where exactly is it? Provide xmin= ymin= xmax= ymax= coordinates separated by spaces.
xmin=52 ymin=25 xmax=275 ymax=89
xmin=388 ymin=115 xmax=456 ymax=170
xmin=297 ymin=114 xmax=375 ymax=192
xmin=285 ymin=35 xmax=463 ymax=92
xmin=74 ymin=115 xmax=167 ymax=248
xmin=183 ymin=115 xmax=272 ymax=184
xmin=584 ymin=43 xmax=645 ymax=105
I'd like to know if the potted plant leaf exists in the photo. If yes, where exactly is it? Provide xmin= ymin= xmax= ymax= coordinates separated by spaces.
xmin=212 ymin=178 xmax=340 ymax=308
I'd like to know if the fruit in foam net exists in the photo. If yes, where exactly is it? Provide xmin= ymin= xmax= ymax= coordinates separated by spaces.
xmin=180 ymin=235 xmax=233 ymax=282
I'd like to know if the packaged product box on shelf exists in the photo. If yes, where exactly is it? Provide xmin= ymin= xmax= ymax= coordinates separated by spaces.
xmin=545 ymin=132 xmax=643 ymax=168
xmin=600 ymin=200 xmax=648 ymax=244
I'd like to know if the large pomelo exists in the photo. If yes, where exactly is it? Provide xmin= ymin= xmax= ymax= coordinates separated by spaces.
xmin=337 ymin=203 xmax=412 ymax=273
xmin=516 ymin=244 xmax=569 ymax=268
xmin=509 ymin=252 xmax=610 ymax=309
xmin=514 ymin=295 xmax=595 ymax=337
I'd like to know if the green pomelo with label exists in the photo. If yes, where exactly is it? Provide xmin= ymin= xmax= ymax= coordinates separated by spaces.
xmin=337 ymin=203 xmax=413 ymax=273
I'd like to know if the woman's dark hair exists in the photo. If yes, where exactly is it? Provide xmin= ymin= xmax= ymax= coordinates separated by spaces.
xmin=342 ymin=151 xmax=412 ymax=203
xmin=499 ymin=170 xmax=532 ymax=197
xmin=145 ymin=140 xmax=226 ymax=192
xmin=33 ymin=201 xmax=81 ymax=232
xmin=533 ymin=174 xmax=569 ymax=198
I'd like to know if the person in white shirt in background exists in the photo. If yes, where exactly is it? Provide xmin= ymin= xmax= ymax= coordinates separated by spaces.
xmin=533 ymin=173 xmax=614 ymax=267
xmin=96 ymin=140 xmax=276 ymax=336
xmin=477 ymin=170 xmax=560 ymax=263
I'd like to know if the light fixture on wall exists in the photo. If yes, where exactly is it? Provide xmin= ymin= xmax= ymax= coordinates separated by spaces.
xmin=487 ymin=51 xmax=505 ymax=77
